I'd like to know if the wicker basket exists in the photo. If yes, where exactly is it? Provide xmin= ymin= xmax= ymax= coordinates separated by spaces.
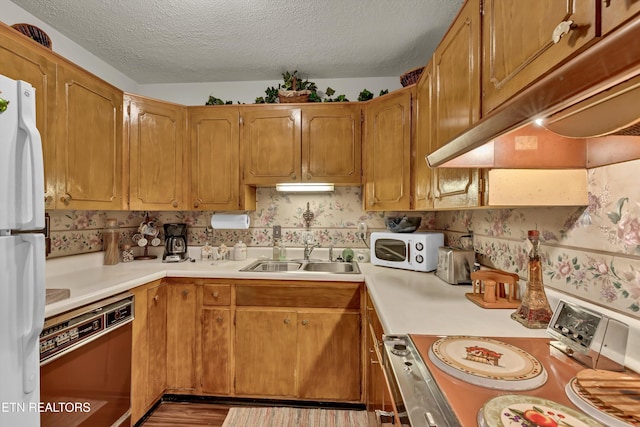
xmin=278 ymin=74 xmax=312 ymax=103
xmin=11 ymin=23 xmax=52 ymax=49
xmin=278 ymin=88 xmax=311 ymax=103
xmin=400 ymin=66 xmax=424 ymax=87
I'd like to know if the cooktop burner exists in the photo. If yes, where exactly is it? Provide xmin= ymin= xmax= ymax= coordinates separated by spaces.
xmin=428 ymin=336 xmax=548 ymax=390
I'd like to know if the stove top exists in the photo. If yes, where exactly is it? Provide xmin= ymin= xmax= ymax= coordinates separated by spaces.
xmin=398 ymin=335 xmax=587 ymax=427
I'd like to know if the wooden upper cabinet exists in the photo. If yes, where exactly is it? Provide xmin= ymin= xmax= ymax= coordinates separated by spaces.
xmin=56 ymin=63 xmax=124 ymax=210
xmin=413 ymin=61 xmax=434 ymax=210
xmin=126 ymin=94 xmax=186 ymax=210
xmin=433 ymin=0 xmax=481 ymax=148
xmin=482 ymin=0 xmax=597 ymax=114
xmin=363 ymin=87 xmax=413 ymax=211
xmin=301 ymin=104 xmax=362 ymax=185
xmin=241 ymin=106 xmax=301 ymax=185
xmin=189 ymin=107 xmax=244 ymax=210
xmin=601 ymin=0 xmax=640 ymax=35
xmin=0 ymin=25 xmax=57 ymax=209
xmin=432 ymin=0 xmax=482 ymax=209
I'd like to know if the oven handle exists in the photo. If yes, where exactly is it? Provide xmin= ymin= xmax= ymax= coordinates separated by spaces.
xmin=375 ymin=409 xmax=397 ymax=426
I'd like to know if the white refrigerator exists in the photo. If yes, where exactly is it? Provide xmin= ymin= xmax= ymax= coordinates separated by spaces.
xmin=0 ymin=74 xmax=46 ymax=427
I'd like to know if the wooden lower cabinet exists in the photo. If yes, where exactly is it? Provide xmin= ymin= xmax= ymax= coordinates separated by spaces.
xmin=166 ymin=281 xmax=197 ymax=392
xmin=131 ymin=280 xmax=167 ymax=424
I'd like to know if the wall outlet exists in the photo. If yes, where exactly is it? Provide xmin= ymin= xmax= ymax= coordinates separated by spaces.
xmin=357 ymin=222 xmax=367 ymax=240
xmin=273 ymin=225 xmax=281 ymax=240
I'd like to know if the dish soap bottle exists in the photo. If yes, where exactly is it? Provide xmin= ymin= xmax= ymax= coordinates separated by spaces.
xmin=278 ymin=239 xmax=287 ymax=261
xmin=511 ymin=230 xmax=553 ymax=329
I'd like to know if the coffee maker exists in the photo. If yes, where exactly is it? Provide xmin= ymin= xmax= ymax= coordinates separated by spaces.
xmin=163 ymin=223 xmax=188 ymax=263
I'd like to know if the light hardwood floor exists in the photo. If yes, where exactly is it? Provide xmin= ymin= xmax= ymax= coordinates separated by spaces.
xmin=139 ymin=402 xmax=232 ymax=427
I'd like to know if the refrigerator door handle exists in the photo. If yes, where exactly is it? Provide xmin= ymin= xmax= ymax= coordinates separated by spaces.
xmin=17 ymin=80 xmax=45 ymax=231
xmin=20 ymin=234 xmax=45 ymax=394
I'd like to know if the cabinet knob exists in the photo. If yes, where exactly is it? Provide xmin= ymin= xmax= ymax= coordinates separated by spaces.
xmin=172 ymin=200 xmax=179 ymax=208
xmin=216 ymin=316 xmax=223 ymax=323
xmin=301 ymin=319 xmax=309 ymax=326
xmin=212 ymin=291 xmax=219 ymax=298
xmin=306 ymin=173 xmax=312 ymax=180
xmin=153 ymin=295 xmax=159 ymax=302
xmin=60 ymin=194 xmax=71 ymax=205
xmin=552 ymin=20 xmax=575 ymax=44
xmin=291 ymin=173 xmax=296 ymax=180
xmin=603 ymin=0 xmax=611 ymax=6
xmin=182 ymin=290 xmax=189 ymax=297
xmin=45 ymin=195 xmax=53 ymax=204
xmin=194 ymin=200 xmax=200 ymax=208
xmin=284 ymin=318 xmax=291 ymax=325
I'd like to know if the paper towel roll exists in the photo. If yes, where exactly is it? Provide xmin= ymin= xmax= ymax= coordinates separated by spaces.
xmin=210 ymin=213 xmax=251 ymax=229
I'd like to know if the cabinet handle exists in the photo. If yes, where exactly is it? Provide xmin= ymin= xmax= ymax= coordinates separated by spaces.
xmin=552 ymin=20 xmax=575 ymax=44
xmin=60 ymin=194 xmax=71 ymax=205
xmin=153 ymin=295 xmax=159 ymax=302
xmin=194 ymin=200 xmax=200 ymax=208
xmin=306 ymin=173 xmax=312 ymax=180
xmin=291 ymin=173 xmax=296 ymax=180
xmin=371 ymin=359 xmax=380 ymax=365
xmin=172 ymin=200 xmax=179 ymax=208
xmin=284 ymin=318 xmax=291 ymax=325
xmin=603 ymin=0 xmax=611 ymax=6
xmin=301 ymin=319 xmax=309 ymax=326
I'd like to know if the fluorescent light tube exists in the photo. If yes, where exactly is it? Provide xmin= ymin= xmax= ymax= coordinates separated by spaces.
xmin=275 ymin=183 xmax=335 ymax=192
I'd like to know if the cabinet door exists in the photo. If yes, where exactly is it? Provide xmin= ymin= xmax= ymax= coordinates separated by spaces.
xmin=166 ymin=282 xmax=196 ymax=391
xmin=413 ymin=61 xmax=434 ymax=210
xmin=482 ymin=0 xmax=596 ymax=114
xmin=127 ymin=94 xmax=186 ymax=210
xmin=301 ymin=105 xmax=362 ymax=184
xmin=200 ymin=307 xmax=231 ymax=394
xmin=602 ymin=0 xmax=640 ymax=35
xmin=0 ymin=27 xmax=57 ymax=209
xmin=235 ymin=308 xmax=297 ymax=397
xmin=434 ymin=0 xmax=480 ymax=148
xmin=297 ymin=310 xmax=361 ymax=401
xmin=241 ymin=107 xmax=301 ymax=185
xmin=363 ymin=87 xmax=413 ymax=211
xmin=432 ymin=0 xmax=482 ymax=209
xmin=56 ymin=64 xmax=124 ymax=209
xmin=189 ymin=107 xmax=241 ymax=210
xmin=147 ymin=282 xmax=167 ymax=405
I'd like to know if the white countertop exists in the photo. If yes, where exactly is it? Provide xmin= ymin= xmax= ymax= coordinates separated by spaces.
xmin=45 ymin=248 xmax=640 ymax=371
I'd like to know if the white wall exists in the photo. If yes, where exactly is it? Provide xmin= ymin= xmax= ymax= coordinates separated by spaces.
xmin=138 ymin=77 xmax=402 ymax=105
xmin=1 ymin=0 xmax=139 ymax=92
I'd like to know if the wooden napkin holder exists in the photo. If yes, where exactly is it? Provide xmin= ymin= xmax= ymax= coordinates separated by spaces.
xmin=466 ymin=269 xmax=521 ymax=309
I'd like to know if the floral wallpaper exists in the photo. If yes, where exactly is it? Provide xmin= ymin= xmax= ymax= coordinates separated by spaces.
xmin=438 ymin=159 xmax=640 ymax=319
xmin=46 ymin=159 xmax=640 ymax=319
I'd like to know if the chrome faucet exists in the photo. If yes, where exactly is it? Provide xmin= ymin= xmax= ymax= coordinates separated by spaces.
xmin=303 ymin=241 xmax=321 ymax=260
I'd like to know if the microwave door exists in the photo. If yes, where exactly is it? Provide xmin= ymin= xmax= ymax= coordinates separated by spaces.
xmin=375 ymin=239 xmax=407 ymax=262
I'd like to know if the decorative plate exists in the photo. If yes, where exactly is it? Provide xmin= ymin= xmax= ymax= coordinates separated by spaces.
xmin=566 ymin=378 xmax=638 ymax=427
xmin=428 ymin=336 xmax=547 ymax=390
xmin=479 ymin=394 xmax=603 ymax=427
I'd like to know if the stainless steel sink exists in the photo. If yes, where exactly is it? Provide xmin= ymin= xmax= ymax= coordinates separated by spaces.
xmin=241 ymin=260 xmax=302 ymax=272
xmin=240 ymin=260 xmax=360 ymax=274
xmin=301 ymin=261 xmax=360 ymax=273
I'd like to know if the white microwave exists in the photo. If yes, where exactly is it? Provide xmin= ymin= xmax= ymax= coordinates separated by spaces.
xmin=370 ymin=231 xmax=444 ymax=272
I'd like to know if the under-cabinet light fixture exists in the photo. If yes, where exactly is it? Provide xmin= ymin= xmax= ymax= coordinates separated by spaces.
xmin=275 ymin=183 xmax=335 ymax=192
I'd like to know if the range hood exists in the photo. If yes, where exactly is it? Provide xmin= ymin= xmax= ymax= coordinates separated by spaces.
xmin=427 ymin=16 xmax=640 ymax=169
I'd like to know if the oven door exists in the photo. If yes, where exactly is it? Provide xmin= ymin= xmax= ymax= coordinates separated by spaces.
xmin=40 ymin=322 xmax=132 ymax=427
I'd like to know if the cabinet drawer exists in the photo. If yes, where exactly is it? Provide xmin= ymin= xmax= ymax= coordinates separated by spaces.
xmin=236 ymin=282 xmax=361 ymax=309
xmin=202 ymin=284 xmax=231 ymax=306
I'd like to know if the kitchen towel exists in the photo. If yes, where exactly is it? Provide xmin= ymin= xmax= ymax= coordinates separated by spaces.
xmin=210 ymin=213 xmax=250 ymax=229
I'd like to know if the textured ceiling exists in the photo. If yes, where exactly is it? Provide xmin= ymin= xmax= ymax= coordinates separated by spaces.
xmin=9 ymin=0 xmax=462 ymax=84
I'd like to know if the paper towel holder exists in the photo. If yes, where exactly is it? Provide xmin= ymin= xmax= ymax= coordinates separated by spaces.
xmin=210 ymin=213 xmax=251 ymax=230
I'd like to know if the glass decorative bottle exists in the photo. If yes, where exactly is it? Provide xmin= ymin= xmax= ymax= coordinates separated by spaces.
xmin=511 ymin=230 xmax=554 ymax=329
xmin=103 ymin=218 xmax=120 ymax=265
